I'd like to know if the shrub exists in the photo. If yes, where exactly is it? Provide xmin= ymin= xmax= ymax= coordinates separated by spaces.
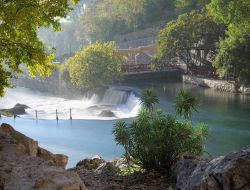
xmin=113 ymin=89 xmax=208 ymax=173
xmin=62 ymin=41 xmax=126 ymax=89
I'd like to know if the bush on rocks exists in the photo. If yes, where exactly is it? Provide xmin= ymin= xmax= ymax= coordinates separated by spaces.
xmin=113 ymin=89 xmax=208 ymax=174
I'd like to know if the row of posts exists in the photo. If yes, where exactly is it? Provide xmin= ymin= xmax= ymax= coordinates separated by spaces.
xmin=36 ymin=108 xmax=73 ymax=120
xmin=1 ymin=108 xmax=73 ymax=120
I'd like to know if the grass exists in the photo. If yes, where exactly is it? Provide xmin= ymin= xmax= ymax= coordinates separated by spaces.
xmin=118 ymin=163 xmax=143 ymax=176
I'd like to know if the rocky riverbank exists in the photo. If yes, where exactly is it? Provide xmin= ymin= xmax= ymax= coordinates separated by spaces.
xmin=0 ymin=123 xmax=249 ymax=190
xmin=0 ymin=123 xmax=85 ymax=190
xmin=183 ymin=75 xmax=250 ymax=94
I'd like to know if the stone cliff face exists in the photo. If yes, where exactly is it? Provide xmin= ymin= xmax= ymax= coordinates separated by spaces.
xmin=0 ymin=123 xmax=86 ymax=190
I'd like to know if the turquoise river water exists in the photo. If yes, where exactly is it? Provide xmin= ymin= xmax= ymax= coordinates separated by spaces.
xmin=0 ymin=81 xmax=250 ymax=168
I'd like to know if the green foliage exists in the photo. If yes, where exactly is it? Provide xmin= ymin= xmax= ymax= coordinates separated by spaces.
xmin=113 ymin=89 xmax=208 ymax=173
xmin=140 ymin=88 xmax=159 ymax=112
xmin=0 ymin=65 xmax=11 ymax=97
xmin=175 ymin=0 xmax=210 ymax=12
xmin=207 ymin=0 xmax=250 ymax=27
xmin=63 ymin=41 xmax=125 ymax=89
xmin=78 ymin=0 xmax=177 ymax=42
xmin=0 ymin=0 xmax=76 ymax=96
xmin=155 ymin=10 xmax=223 ymax=70
xmin=213 ymin=35 xmax=250 ymax=85
xmin=175 ymin=90 xmax=199 ymax=120
xmin=119 ymin=163 xmax=142 ymax=176
xmin=207 ymin=0 xmax=250 ymax=84
xmin=113 ymin=121 xmax=130 ymax=149
xmin=113 ymin=120 xmax=131 ymax=168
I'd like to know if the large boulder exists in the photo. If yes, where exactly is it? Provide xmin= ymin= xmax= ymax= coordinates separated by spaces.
xmin=0 ymin=124 xmax=86 ymax=190
xmin=37 ymin=147 xmax=68 ymax=168
xmin=76 ymin=155 xmax=105 ymax=170
xmin=0 ymin=103 xmax=30 ymax=116
xmin=1 ymin=123 xmax=38 ymax=156
xmin=176 ymin=147 xmax=250 ymax=190
xmin=98 ymin=110 xmax=116 ymax=117
xmin=1 ymin=123 xmax=68 ymax=168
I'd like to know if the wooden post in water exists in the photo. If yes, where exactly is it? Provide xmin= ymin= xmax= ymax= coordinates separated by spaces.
xmin=0 ymin=113 xmax=1 ymax=119
xmin=14 ymin=114 xmax=16 ymax=120
xmin=35 ymin=110 xmax=38 ymax=120
xmin=70 ymin=108 xmax=72 ymax=120
xmin=56 ymin=109 xmax=59 ymax=120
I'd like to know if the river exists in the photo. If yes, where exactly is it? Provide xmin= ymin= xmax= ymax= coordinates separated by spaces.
xmin=0 ymin=81 xmax=250 ymax=168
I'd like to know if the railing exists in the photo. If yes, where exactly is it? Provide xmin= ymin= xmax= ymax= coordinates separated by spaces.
xmin=122 ymin=64 xmax=178 ymax=73
xmin=0 ymin=108 xmax=73 ymax=121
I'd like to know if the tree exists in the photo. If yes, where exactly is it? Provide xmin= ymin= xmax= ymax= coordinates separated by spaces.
xmin=207 ymin=0 xmax=250 ymax=84
xmin=77 ymin=0 xmax=178 ymax=42
xmin=140 ymin=88 xmax=159 ymax=113
xmin=175 ymin=90 xmax=199 ymax=120
xmin=155 ymin=10 xmax=224 ymax=73
xmin=80 ymin=6 xmax=129 ymax=42
xmin=78 ymin=0 xmax=146 ymax=42
xmin=0 ymin=0 xmax=78 ymax=96
xmin=64 ymin=41 xmax=125 ymax=89
xmin=99 ymin=0 xmax=146 ymax=30
xmin=175 ymin=0 xmax=210 ymax=12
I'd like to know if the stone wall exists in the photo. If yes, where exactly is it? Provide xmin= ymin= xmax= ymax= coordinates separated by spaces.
xmin=183 ymin=75 xmax=237 ymax=92
xmin=122 ymin=70 xmax=183 ymax=82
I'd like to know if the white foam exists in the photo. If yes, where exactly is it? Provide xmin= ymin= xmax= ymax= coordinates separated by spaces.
xmin=0 ymin=87 xmax=141 ymax=120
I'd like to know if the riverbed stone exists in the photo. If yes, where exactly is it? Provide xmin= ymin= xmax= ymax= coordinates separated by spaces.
xmin=0 ymin=103 xmax=30 ymax=116
xmin=183 ymin=75 xmax=237 ymax=92
xmin=176 ymin=147 xmax=250 ymax=190
xmin=239 ymin=86 xmax=250 ymax=95
xmin=98 ymin=110 xmax=116 ymax=117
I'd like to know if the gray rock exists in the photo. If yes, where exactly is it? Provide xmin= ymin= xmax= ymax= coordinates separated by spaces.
xmin=95 ymin=162 xmax=119 ymax=177
xmin=98 ymin=110 xmax=116 ymax=117
xmin=111 ymin=157 xmax=128 ymax=169
xmin=76 ymin=155 xmax=105 ymax=170
xmin=38 ymin=147 xmax=68 ymax=168
xmin=0 ymin=103 xmax=30 ymax=116
xmin=176 ymin=147 xmax=250 ymax=190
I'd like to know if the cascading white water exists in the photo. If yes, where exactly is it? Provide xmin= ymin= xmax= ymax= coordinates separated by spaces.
xmin=101 ymin=89 xmax=129 ymax=105
xmin=0 ymin=87 xmax=141 ymax=120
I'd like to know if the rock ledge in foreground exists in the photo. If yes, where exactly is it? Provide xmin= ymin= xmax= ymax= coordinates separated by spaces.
xmin=176 ymin=147 xmax=250 ymax=190
xmin=0 ymin=123 xmax=86 ymax=190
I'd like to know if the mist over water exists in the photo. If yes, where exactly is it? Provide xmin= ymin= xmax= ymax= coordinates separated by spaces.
xmin=0 ymin=87 xmax=141 ymax=120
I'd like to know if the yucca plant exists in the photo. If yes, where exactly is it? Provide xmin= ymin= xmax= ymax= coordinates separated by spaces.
xmin=112 ymin=120 xmax=131 ymax=167
xmin=112 ymin=89 xmax=208 ymax=174
xmin=140 ymin=88 xmax=159 ymax=113
xmin=175 ymin=90 xmax=199 ymax=120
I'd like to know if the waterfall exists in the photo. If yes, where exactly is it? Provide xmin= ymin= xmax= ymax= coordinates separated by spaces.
xmin=0 ymin=86 xmax=141 ymax=120
xmin=101 ymin=89 xmax=130 ymax=105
